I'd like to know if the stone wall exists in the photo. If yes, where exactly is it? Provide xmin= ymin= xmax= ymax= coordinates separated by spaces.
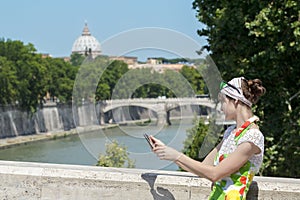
xmin=0 ymin=103 xmax=76 ymax=138
xmin=0 ymin=102 xmax=157 ymax=138
xmin=0 ymin=160 xmax=299 ymax=200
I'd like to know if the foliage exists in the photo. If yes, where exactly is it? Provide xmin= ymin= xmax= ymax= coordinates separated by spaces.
xmin=182 ymin=117 xmax=209 ymax=162
xmin=182 ymin=116 xmax=223 ymax=164
xmin=72 ymin=56 xmax=130 ymax=102
xmin=0 ymin=57 xmax=18 ymax=105
xmin=179 ymin=65 xmax=206 ymax=95
xmin=96 ymin=140 xmax=135 ymax=168
xmin=0 ymin=38 xmax=208 ymax=111
xmin=70 ymin=53 xmax=85 ymax=67
xmin=193 ymin=0 xmax=300 ymax=177
xmin=0 ymin=38 xmax=79 ymax=110
xmin=44 ymin=57 xmax=78 ymax=103
xmin=111 ymin=67 xmax=204 ymax=99
xmin=98 ymin=60 xmax=129 ymax=100
xmin=0 ymin=39 xmax=47 ymax=112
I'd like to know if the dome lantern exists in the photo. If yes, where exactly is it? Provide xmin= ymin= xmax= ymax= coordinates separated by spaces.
xmin=82 ymin=22 xmax=91 ymax=36
xmin=71 ymin=22 xmax=101 ymax=58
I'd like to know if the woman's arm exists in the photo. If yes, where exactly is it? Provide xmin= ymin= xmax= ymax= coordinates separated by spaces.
xmin=201 ymin=140 xmax=223 ymax=166
xmin=174 ymin=142 xmax=260 ymax=182
xmin=151 ymin=134 xmax=260 ymax=182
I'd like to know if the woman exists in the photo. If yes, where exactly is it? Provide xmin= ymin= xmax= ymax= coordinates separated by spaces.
xmin=150 ymin=77 xmax=266 ymax=200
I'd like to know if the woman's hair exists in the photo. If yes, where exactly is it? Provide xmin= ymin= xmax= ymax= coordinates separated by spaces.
xmin=241 ymin=79 xmax=266 ymax=104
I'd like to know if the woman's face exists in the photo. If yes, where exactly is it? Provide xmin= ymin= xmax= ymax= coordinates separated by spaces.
xmin=219 ymin=94 xmax=237 ymax=120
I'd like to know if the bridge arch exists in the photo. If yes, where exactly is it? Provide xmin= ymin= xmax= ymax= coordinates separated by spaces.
xmin=102 ymin=103 xmax=155 ymax=113
xmin=99 ymin=98 xmax=217 ymax=125
xmin=166 ymin=103 xmax=215 ymax=118
xmin=166 ymin=102 xmax=216 ymax=111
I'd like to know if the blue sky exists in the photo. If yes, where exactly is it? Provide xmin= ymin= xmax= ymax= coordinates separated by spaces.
xmin=1 ymin=0 xmax=206 ymax=61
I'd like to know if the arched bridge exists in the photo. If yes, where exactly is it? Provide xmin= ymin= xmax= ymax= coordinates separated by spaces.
xmin=99 ymin=97 xmax=218 ymax=125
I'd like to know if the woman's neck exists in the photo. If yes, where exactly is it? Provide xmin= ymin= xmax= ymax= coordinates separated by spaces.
xmin=235 ymin=105 xmax=253 ymax=128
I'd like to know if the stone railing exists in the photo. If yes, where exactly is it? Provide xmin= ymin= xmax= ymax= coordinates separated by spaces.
xmin=0 ymin=160 xmax=299 ymax=200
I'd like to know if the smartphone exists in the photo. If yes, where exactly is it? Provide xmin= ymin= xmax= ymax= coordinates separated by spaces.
xmin=144 ymin=133 xmax=154 ymax=149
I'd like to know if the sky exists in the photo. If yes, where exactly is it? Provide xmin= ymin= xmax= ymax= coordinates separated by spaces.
xmin=1 ymin=0 xmax=207 ymax=61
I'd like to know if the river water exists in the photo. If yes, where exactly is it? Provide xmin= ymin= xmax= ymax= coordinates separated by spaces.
xmin=0 ymin=119 xmax=195 ymax=171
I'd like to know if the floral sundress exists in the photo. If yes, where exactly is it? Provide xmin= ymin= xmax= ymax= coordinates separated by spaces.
xmin=209 ymin=116 xmax=264 ymax=200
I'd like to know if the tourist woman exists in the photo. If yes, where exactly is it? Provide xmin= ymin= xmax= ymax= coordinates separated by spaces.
xmin=150 ymin=77 xmax=266 ymax=199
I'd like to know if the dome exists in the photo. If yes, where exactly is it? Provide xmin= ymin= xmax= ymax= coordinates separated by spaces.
xmin=72 ymin=23 xmax=101 ymax=57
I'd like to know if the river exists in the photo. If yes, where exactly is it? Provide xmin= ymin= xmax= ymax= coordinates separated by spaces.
xmin=0 ymin=119 xmax=195 ymax=171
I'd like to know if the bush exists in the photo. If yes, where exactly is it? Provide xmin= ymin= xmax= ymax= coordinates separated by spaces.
xmin=96 ymin=140 xmax=135 ymax=168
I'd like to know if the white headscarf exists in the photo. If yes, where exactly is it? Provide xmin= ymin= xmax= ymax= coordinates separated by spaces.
xmin=220 ymin=77 xmax=252 ymax=107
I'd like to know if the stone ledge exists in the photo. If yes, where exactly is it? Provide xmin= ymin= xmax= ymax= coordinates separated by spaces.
xmin=0 ymin=160 xmax=299 ymax=200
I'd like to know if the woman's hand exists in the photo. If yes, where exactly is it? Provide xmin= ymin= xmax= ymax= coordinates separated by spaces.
xmin=149 ymin=135 xmax=165 ymax=147
xmin=150 ymin=136 xmax=182 ymax=161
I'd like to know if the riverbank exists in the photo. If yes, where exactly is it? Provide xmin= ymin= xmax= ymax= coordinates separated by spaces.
xmin=0 ymin=124 xmax=118 ymax=150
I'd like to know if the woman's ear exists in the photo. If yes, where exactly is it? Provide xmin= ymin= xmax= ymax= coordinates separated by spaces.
xmin=234 ymin=99 xmax=239 ymax=107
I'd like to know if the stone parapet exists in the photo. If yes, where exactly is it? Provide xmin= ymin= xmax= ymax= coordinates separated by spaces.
xmin=0 ymin=160 xmax=299 ymax=199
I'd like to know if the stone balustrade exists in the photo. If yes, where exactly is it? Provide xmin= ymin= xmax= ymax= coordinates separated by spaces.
xmin=0 ymin=160 xmax=299 ymax=199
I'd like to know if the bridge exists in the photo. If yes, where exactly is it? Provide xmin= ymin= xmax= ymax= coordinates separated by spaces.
xmin=97 ymin=97 xmax=219 ymax=125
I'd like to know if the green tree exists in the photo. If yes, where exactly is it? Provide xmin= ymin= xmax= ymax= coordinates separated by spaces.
xmin=70 ymin=53 xmax=85 ymax=67
xmin=183 ymin=117 xmax=209 ymax=162
xmin=179 ymin=65 xmax=206 ymax=94
xmin=98 ymin=60 xmax=129 ymax=100
xmin=96 ymin=140 xmax=135 ymax=168
xmin=182 ymin=116 xmax=223 ymax=165
xmin=0 ymin=39 xmax=47 ymax=112
xmin=0 ymin=57 xmax=18 ymax=105
xmin=73 ymin=55 xmax=111 ymax=103
xmin=0 ymin=38 xmax=81 ymax=110
xmin=193 ymin=0 xmax=300 ymax=177
xmin=73 ymin=56 xmax=130 ymax=102
xmin=163 ymin=69 xmax=195 ymax=97
xmin=44 ymin=57 xmax=78 ymax=103
xmin=112 ymin=67 xmax=195 ymax=99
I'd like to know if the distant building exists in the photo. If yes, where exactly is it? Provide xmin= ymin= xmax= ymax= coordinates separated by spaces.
xmin=147 ymin=58 xmax=162 ymax=65
xmin=130 ymin=62 xmax=186 ymax=73
xmin=61 ymin=57 xmax=71 ymax=62
xmin=71 ymin=23 xmax=101 ymax=58
xmin=109 ymin=56 xmax=138 ymax=67
xmin=41 ymin=53 xmax=51 ymax=58
xmin=67 ymin=23 xmax=193 ymax=72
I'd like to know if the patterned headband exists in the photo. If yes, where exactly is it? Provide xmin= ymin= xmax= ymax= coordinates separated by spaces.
xmin=220 ymin=77 xmax=252 ymax=107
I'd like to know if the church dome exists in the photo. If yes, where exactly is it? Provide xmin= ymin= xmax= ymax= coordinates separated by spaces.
xmin=72 ymin=23 xmax=101 ymax=57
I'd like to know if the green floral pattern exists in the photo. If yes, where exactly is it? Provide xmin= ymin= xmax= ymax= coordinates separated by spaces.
xmin=209 ymin=155 xmax=255 ymax=200
xmin=209 ymin=117 xmax=264 ymax=200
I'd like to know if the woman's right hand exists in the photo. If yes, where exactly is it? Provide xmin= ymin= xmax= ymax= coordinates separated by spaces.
xmin=150 ymin=136 xmax=183 ymax=161
xmin=149 ymin=135 xmax=165 ymax=147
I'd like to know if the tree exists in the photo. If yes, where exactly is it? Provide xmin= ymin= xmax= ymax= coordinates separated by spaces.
xmin=179 ymin=65 xmax=206 ymax=95
xmin=44 ymin=57 xmax=78 ymax=103
xmin=70 ymin=53 xmax=85 ymax=67
xmin=0 ymin=57 xmax=18 ymax=105
xmin=182 ymin=117 xmax=209 ymax=162
xmin=0 ymin=38 xmax=81 ymax=110
xmin=73 ymin=55 xmax=111 ymax=103
xmin=0 ymin=39 xmax=47 ymax=112
xmin=181 ymin=116 xmax=224 ymax=173
xmin=98 ymin=60 xmax=129 ymax=100
xmin=193 ymin=0 xmax=300 ymax=177
xmin=96 ymin=140 xmax=135 ymax=168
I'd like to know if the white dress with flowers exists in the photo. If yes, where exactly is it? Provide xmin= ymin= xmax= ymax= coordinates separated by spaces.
xmin=209 ymin=125 xmax=264 ymax=200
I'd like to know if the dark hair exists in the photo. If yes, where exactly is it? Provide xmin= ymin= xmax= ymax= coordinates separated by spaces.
xmin=241 ymin=79 xmax=266 ymax=104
